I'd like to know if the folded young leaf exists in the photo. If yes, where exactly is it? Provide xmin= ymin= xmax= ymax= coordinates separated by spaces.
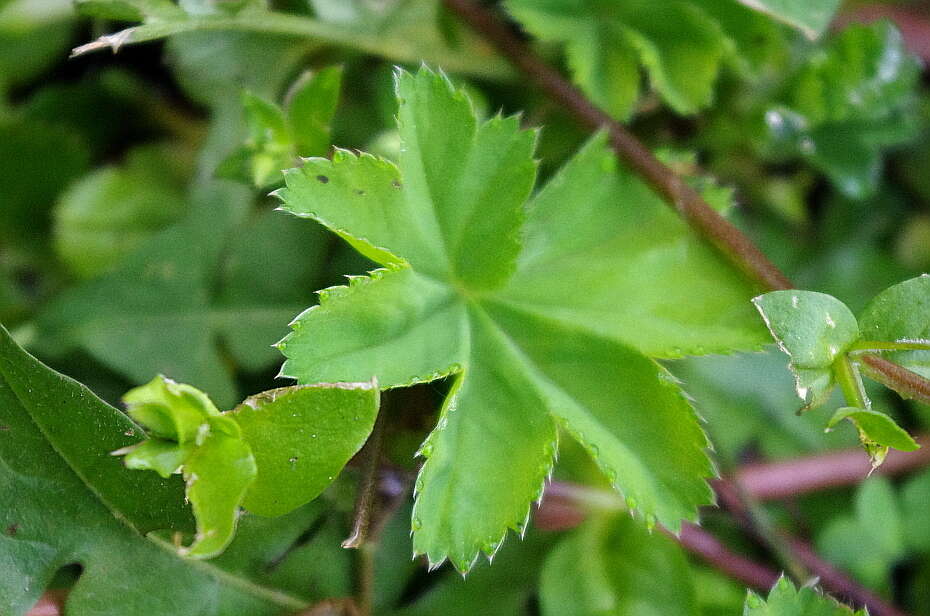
xmin=278 ymin=67 xmax=760 ymax=571
xmin=753 ymin=290 xmax=859 ymax=409
xmin=118 ymin=376 xmax=257 ymax=558
xmin=744 ymin=576 xmax=865 ymax=615
xmin=181 ymin=426 xmax=257 ymax=558
xmin=826 ymin=406 xmax=919 ymax=467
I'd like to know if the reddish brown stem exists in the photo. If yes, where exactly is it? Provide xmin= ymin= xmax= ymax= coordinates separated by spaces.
xmin=442 ymin=0 xmax=793 ymax=292
xmin=733 ymin=434 xmax=930 ymax=501
xmin=860 ymin=355 xmax=930 ymax=407
xmin=675 ymin=522 xmax=780 ymax=590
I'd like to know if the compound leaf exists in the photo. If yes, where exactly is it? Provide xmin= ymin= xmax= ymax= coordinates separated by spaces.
xmin=279 ymin=67 xmax=761 ymax=571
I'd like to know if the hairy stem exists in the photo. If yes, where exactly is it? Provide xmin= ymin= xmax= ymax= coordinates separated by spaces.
xmin=343 ymin=409 xmax=387 ymax=616
xmin=861 ymin=354 xmax=930 ymax=406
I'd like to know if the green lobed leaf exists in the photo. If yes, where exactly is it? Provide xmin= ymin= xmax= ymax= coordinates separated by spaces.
xmin=503 ymin=133 xmax=767 ymax=358
xmin=858 ymin=274 xmax=930 ymax=379
xmin=118 ymin=375 xmax=257 ymax=558
xmin=753 ymin=290 xmax=859 ymax=409
xmin=733 ymin=0 xmax=840 ymax=39
xmin=230 ymin=382 xmax=380 ymax=517
xmin=540 ymin=514 xmax=698 ymax=616
xmin=277 ymin=67 xmax=760 ymax=571
xmin=506 ymin=0 xmax=728 ymax=119
xmin=744 ymin=576 xmax=866 ymax=615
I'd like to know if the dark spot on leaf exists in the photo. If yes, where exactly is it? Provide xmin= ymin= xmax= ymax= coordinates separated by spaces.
xmin=0 ymin=425 xmax=9 ymax=431
xmin=392 ymin=180 xmax=402 ymax=189
xmin=355 ymin=189 xmax=366 ymax=196
xmin=6 ymin=524 xmax=18 ymax=536
xmin=316 ymin=175 xmax=329 ymax=184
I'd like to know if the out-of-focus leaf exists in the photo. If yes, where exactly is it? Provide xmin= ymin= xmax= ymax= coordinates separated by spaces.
xmin=540 ymin=514 xmax=697 ymax=616
xmin=391 ymin=528 xmax=551 ymax=616
xmin=506 ymin=0 xmax=728 ymax=119
xmin=53 ymin=145 xmax=189 ymax=278
xmin=816 ymin=477 xmax=905 ymax=592
xmin=0 ymin=0 xmax=74 ymax=95
xmin=670 ymin=351 xmax=851 ymax=467
xmin=733 ymin=0 xmax=840 ymax=39
xmin=761 ymin=23 xmax=920 ymax=199
xmin=0 ymin=122 xmax=90 ymax=245
xmin=35 ymin=195 xmax=326 ymax=408
xmin=901 ymin=468 xmax=930 ymax=553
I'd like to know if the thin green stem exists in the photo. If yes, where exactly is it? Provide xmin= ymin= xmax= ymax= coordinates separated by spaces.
xmin=850 ymin=339 xmax=930 ymax=353
xmin=835 ymin=354 xmax=870 ymax=409
xmin=71 ymin=12 xmax=512 ymax=80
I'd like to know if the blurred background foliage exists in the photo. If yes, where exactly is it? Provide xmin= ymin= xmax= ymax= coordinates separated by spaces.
xmin=2 ymin=0 xmax=930 ymax=613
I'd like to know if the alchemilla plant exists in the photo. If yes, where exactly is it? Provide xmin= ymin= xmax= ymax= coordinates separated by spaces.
xmin=2 ymin=0 xmax=930 ymax=614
